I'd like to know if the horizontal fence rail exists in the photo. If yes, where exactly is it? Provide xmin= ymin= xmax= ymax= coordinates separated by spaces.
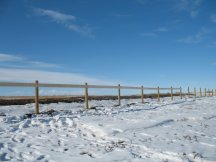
xmin=0 ymin=82 xmax=35 ymax=87
xmin=39 ymin=83 xmax=84 ymax=88
xmin=0 ymin=82 xmax=180 ymax=90
xmin=0 ymin=81 xmax=215 ymax=114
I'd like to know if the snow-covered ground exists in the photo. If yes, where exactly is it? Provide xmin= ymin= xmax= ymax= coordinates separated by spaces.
xmin=0 ymin=96 xmax=216 ymax=162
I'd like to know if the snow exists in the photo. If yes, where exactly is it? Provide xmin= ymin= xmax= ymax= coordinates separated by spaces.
xmin=0 ymin=96 xmax=216 ymax=162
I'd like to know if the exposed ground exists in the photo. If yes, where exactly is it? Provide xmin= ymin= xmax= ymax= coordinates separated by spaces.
xmin=0 ymin=93 xmax=185 ymax=105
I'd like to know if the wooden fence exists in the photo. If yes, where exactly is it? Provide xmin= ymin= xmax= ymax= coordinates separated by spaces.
xmin=0 ymin=81 xmax=215 ymax=114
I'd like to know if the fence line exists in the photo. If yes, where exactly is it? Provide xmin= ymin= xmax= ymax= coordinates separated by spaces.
xmin=0 ymin=81 xmax=215 ymax=114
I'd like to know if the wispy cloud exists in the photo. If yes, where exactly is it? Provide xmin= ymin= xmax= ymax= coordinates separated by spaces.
xmin=210 ymin=14 xmax=216 ymax=23
xmin=66 ymin=24 xmax=93 ymax=37
xmin=34 ymin=8 xmax=94 ymax=37
xmin=29 ymin=61 xmax=60 ymax=68
xmin=207 ymin=41 xmax=216 ymax=48
xmin=0 ymin=53 xmax=23 ymax=62
xmin=0 ymin=54 xmax=121 ymax=95
xmin=154 ymin=27 xmax=168 ymax=32
xmin=141 ymin=27 xmax=168 ymax=37
xmin=190 ymin=10 xmax=199 ymax=18
xmin=175 ymin=0 xmax=203 ymax=18
xmin=0 ymin=68 xmax=119 ymax=85
xmin=177 ymin=28 xmax=210 ymax=44
xmin=34 ymin=8 xmax=76 ymax=23
xmin=211 ymin=41 xmax=216 ymax=46
xmin=0 ymin=53 xmax=60 ymax=69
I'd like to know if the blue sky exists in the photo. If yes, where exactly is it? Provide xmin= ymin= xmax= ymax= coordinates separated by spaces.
xmin=0 ymin=0 xmax=216 ymax=95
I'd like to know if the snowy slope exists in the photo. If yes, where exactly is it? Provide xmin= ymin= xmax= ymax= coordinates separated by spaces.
xmin=0 ymin=97 xmax=216 ymax=162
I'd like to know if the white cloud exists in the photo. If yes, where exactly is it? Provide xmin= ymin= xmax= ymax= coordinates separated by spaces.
xmin=0 ymin=53 xmax=60 ymax=69
xmin=210 ymin=14 xmax=216 ymax=23
xmin=207 ymin=41 xmax=216 ymax=48
xmin=211 ymin=41 xmax=216 ymax=46
xmin=0 ymin=68 xmax=119 ymax=85
xmin=175 ymin=0 xmax=203 ymax=18
xmin=154 ymin=27 xmax=168 ymax=32
xmin=0 ymin=53 xmax=23 ymax=62
xmin=0 ymin=54 xmax=120 ymax=95
xmin=178 ymin=36 xmax=198 ymax=43
xmin=190 ymin=10 xmax=199 ymax=18
xmin=34 ymin=8 xmax=76 ymax=23
xmin=30 ymin=61 xmax=60 ymax=68
xmin=34 ymin=8 xmax=94 ymax=37
xmin=66 ymin=24 xmax=94 ymax=37
xmin=177 ymin=28 xmax=210 ymax=44
xmin=141 ymin=27 xmax=168 ymax=38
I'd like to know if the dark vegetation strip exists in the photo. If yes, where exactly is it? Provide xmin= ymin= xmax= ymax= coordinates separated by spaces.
xmin=0 ymin=93 xmax=189 ymax=106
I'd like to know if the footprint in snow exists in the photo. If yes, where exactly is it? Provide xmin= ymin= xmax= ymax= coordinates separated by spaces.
xmin=0 ymin=143 xmax=4 ymax=150
xmin=36 ymin=155 xmax=45 ymax=160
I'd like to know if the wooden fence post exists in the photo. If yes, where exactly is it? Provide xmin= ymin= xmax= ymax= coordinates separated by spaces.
xmin=180 ymin=86 xmax=182 ymax=99
xmin=157 ymin=86 xmax=160 ymax=102
xmin=205 ymin=88 xmax=206 ymax=97
xmin=141 ymin=85 xmax=144 ymax=104
xmin=118 ymin=84 xmax=121 ymax=106
xmin=194 ymin=88 xmax=196 ymax=98
xmin=35 ymin=80 xmax=39 ymax=114
xmin=188 ymin=86 xmax=190 ymax=97
xmin=212 ymin=89 xmax=214 ymax=96
xmin=200 ymin=88 xmax=202 ymax=97
xmin=171 ymin=86 xmax=173 ymax=101
xmin=85 ymin=83 xmax=89 ymax=110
